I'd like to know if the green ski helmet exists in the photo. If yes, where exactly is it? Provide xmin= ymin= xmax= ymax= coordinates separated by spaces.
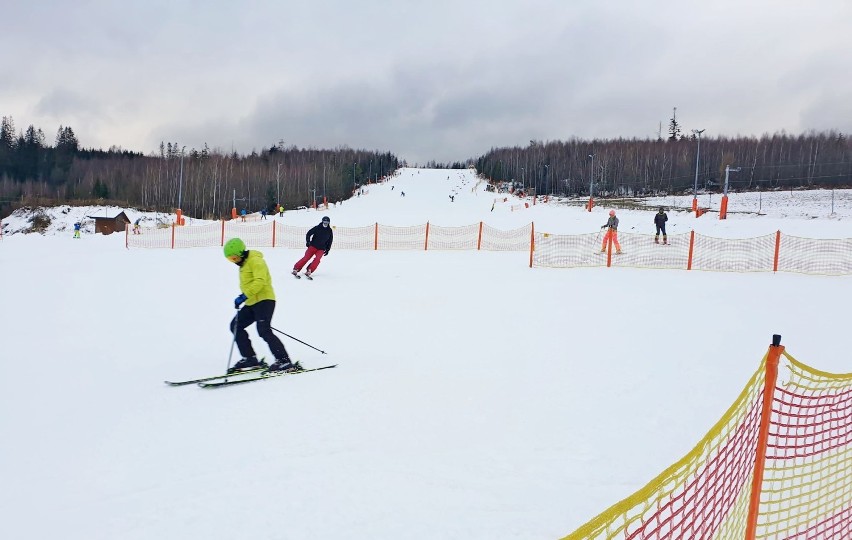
xmin=223 ymin=237 xmax=246 ymax=259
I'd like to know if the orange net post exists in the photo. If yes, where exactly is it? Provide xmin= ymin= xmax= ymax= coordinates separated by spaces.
xmin=773 ymin=231 xmax=781 ymax=272
xmin=374 ymin=223 xmax=378 ymax=250
xmin=176 ymin=209 xmax=182 ymax=225
xmin=424 ymin=222 xmax=430 ymax=250
xmin=529 ymin=222 xmax=535 ymax=268
xmin=687 ymin=230 xmax=695 ymax=270
xmin=170 ymin=224 xmax=175 ymax=249
xmin=272 ymin=221 xmax=277 ymax=248
xmin=720 ymin=195 xmax=729 ymax=219
xmin=231 ymin=208 xmax=237 ymax=219
xmin=477 ymin=222 xmax=483 ymax=250
xmin=587 ymin=197 xmax=594 ymax=211
xmin=606 ymin=232 xmax=612 ymax=267
xmin=745 ymin=335 xmax=784 ymax=540
xmin=220 ymin=220 xmax=225 ymax=246
xmin=692 ymin=197 xmax=698 ymax=211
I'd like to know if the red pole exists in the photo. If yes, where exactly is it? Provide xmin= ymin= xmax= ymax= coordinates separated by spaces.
xmin=171 ymin=223 xmax=175 ymax=249
xmin=374 ymin=223 xmax=378 ymax=250
xmin=220 ymin=220 xmax=225 ymax=246
xmin=745 ymin=335 xmax=784 ymax=540
xmin=272 ymin=221 xmax=276 ymax=248
xmin=477 ymin=221 xmax=483 ymax=250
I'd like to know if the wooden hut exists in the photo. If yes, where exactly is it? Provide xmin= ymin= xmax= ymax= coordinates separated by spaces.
xmin=88 ymin=211 xmax=131 ymax=235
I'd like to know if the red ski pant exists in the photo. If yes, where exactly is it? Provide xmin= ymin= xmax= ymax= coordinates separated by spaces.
xmin=601 ymin=229 xmax=621 ymax=252
xmin=294 ymin=246 xmax=325 ymax=273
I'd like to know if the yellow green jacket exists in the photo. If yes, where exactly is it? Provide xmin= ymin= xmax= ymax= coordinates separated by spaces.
xmin=238 ymin=251 xmax=276 ymax=305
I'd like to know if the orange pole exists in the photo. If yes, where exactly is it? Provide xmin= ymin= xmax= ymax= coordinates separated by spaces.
xmin=374 ymin=223 xmax=378 ymax=250
xmin=272 ymin=221 xmax=276 ymax=248
xmin=745 ymin=334 xmax=784 ymax=540
xmin=587 ymin=196 xmax=594 ymax=212
xmin=773 ymin=230 xmax=781 ymax=272
xmin=477 ymin=221 xmax=483 ymax=250
xmin=220 ymin=220 xmax=225 ymax=246
xmin=424 ymin=222 xmax=430 ymax=250
xmin=171 ymin=223 xmax=175 ymax=249
xmin=687 ymin=230 xmax=695 ymax=270
xmin=528 ymin=222 xmax=535 ymax=268
xmin=719 ymin=195 xmax=729 ymax=220
xmin=606 ymin=232 xmax=612 ymax=267
xmin=692 ymin=197 xmax=698 ymax=211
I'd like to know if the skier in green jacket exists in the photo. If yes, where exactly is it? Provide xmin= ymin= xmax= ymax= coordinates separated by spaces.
xmin=223 ymin=237 xmax=302 ymax=374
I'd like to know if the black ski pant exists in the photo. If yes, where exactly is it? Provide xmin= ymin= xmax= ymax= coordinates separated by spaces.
xmin=230 ymin=299 xmax=290 ymax=362
xmin=655 ymin=224 xmax=667 ymax=236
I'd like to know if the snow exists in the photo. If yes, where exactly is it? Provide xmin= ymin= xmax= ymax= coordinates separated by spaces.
xmin=1 ymin=168 xmax=850 ymax=539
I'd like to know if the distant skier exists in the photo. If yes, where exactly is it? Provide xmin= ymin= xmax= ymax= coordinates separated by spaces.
xmin=654 ymin=207 xmax=668 ymax=244
xmin=261 ymin=208 xmax=267 ymax=220
xmin=223 ymin=237 xmax=301 ymax=374
xmin=292 ymin=216 xmax=333 ymax=279
xmin=133 ymin=218 xmax=141 ymax=235
xmin=600 ymin=210 xmax=622 ymax=254
xmin=278 ymin=204 xmax=284 ymax=217
xmin=240 ymin=208 xmax=247 ymax=222
xmin=73 ymin=222 xmax=81 ymax=239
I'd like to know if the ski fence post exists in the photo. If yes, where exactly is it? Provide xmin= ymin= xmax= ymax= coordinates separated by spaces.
xmin=528 ymin=222 xmax=535 ymax=268
xmin=687 ymin=230 xmax=695 ymax=270
xmin=773 ymin=231 xmax=781 ymax=273
xmin=744 ymin=334 xmax=784 ymax=540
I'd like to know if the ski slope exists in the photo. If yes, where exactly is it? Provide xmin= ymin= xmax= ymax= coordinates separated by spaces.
xmin=1 ymin=168 xmax=851 ymax=539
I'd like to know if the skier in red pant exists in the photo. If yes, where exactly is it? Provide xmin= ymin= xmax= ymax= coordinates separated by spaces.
xmin=292 ymin=216 xmax=333 ymax=279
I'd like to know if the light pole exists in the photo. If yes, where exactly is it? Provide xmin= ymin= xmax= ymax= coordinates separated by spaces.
xmin=692 ymin=129 xmax=705 ymax=212
xmin=177 ymin=145 xmax=186 ymax=224
xmin=276 ymin=162 xmax=281 ymax=206
xmin=353 ymin=162 xmax=356 ymax=195
xmin=521 ymin=167 xmax=525 ymax=194
xmin=587 ymin=154 xmax=595 ymax=212
xmin=720 ymin=164 xmax=740 ymax=219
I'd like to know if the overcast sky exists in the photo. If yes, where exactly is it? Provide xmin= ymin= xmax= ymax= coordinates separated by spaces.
xmin=4 ymin=0 xmax=851 ymax=164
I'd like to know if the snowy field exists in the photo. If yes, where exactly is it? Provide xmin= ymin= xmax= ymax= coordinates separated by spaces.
xmin=1 ymin=168 xmax=851 ymax=539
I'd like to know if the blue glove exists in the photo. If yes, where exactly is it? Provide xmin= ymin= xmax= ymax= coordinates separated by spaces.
xmin=234 ymin=293 xmax=248 ymax=309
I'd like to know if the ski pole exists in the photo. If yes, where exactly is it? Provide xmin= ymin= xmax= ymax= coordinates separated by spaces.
xmin=270 ymin=326 xmax=326 ymax=354
xmin=225 ymin=308 xmax=240 ymax=373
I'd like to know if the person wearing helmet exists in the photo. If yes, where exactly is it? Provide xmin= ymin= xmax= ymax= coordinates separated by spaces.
xmin=654 ymin=207 xmax=669 ymax=245
xmin=292 ymin=216 xmax=333 ymax=279
xmin=600 ymin=210 xmax=622 ymax=254
xmin=223 ymin=238 xmax=301 ymax=374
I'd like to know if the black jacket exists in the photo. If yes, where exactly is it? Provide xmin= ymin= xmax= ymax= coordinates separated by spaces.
xmin=654 ymin=212 xmax=668 ymax=227
xmin=306 ymin=223 xmax=334 ymax=253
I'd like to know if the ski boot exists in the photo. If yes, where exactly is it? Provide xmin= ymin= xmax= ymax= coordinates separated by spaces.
xmin=229 ymin=356 xmax=268 ymax=373
xmin=304 ymin=270 xmax=313 ymax=280
xmin=266 ymin=359 xmax=304 ymax=374
xmin=291 ymin=269 xmax=301 ymax=279
xmin=654 ymin=235 xmax=659 ymax=244
xmin=663 ymin=236 xmax=668 ymax=245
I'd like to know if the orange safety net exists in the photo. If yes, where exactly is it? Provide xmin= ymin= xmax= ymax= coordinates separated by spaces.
xmin=376 ymin=224 xmax=428 ymax=250
xmin=776 ymin=234 xmax=852 ymax=275
xmin=480 ymin=223 xmax=532 ymax=251
xmin=426 ymin=223 xmax=480 ymax=250
xmin=560 ymin=348 xmax=852 ymax=540
xmin=690 ymin=233 xmax=776 ymax=273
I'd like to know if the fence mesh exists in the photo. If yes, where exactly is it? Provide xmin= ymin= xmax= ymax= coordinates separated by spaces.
xmin=776 ymin=234 xmax=852 ymax=275
xmin=427 ymin=223 xmax=480 ymax=250
xmin=561 ymin=351 xmax=852 ymax=540
xmin=126 ymin=222 xmax=852 ymax=276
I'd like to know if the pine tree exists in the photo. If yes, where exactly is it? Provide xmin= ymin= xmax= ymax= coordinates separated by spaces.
xmin=668 ymin=107 xmax=682 ymax=141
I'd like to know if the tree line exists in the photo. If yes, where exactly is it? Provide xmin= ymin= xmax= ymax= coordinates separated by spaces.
xmin=1 ymin=112 xmax=850 ymax=219
xmin=0 ymin=116 xmax=400 ymax=219
xmin=477 ymin=115 xmax=851 ymax=198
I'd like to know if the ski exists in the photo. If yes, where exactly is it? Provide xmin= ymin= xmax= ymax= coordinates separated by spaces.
xmin=165 ymin=366 xmax=267 ymax=386
xmin=291 ymin=271 xmax=301 ymax=279
xmin=198 ymin=364 xmax=337 ymax=388
xmin=304 ymin=273 xmax=313 ymax=280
